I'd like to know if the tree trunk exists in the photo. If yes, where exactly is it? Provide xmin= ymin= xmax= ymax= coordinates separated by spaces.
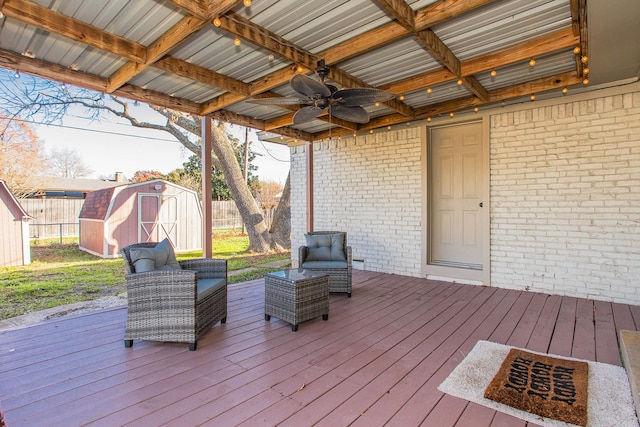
xmin=209 ymin=123 xmax=286 ymax=252
xmin=270 ymin=174 xmax=291 ymax=249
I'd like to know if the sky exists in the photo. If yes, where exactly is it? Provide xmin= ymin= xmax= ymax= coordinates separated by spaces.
xmin=37 ymin=115 xmax=291 ymax=184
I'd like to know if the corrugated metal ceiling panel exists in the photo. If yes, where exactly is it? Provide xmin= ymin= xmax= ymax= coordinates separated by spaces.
xmin=435 ymin=0 xmax=572 ymax=61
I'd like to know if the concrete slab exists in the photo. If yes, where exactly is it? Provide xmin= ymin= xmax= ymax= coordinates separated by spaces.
xmin=620 ymin=329 xmax=640 ymax=420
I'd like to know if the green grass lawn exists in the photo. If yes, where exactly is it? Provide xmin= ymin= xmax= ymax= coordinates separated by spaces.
xmin=0 ymin=234 xmax=290 ymax=320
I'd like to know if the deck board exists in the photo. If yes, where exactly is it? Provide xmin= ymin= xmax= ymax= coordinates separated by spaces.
xmin=0 ymin=271 xmax=637 ymax=427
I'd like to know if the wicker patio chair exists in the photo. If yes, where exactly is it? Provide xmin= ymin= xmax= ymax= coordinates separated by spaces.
xmin=121 ymin=241 xmax=227 ymax=351
xmin=299 ymin=231 xmax=352 ymax=297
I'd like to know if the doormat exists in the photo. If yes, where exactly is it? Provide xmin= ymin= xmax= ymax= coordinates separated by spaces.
xmin=438 ymin=340 xmax=639 ymax=427
xmin=483 ymin=348 xmax=588 ymax=426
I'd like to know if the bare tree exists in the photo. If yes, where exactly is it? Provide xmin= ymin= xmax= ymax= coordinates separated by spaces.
xmin=256 ymin=179 xmax=284 ymax=224
xmin=48 ymin=147 xmax=93 ymax=178
xmin=130 ymin=170 xmax=164 ymax=183
xmin=0 ymin=73 xmax=290 ymax=251
xmin=0 ymin=116 xmax=50 ymax=198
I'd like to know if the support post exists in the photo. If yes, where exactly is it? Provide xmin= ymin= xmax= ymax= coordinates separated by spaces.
xmin=306 ymin=140 xmax=314 ymax=233
xmin=201 ymin=116 xmax=213 ymax=257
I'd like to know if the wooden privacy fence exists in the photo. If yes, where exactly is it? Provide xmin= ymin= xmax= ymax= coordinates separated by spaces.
xmin=19 ymin=198 xmax=275 ymax=239
xmin=20 ymin=198 xmax=84 ymax=239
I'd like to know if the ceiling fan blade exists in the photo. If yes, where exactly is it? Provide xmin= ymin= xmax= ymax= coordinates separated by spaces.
xmin=293 ymin=106 xmax=325 ymax=124
xmin=247 ymin=96 xmax=309 ymax=106
xmin=290 ymin=74 xmax=332 ymax=98
xmin=332 ymin=88 xmax=395 ymax=107
xmin=329 ymin=105 xmax=370 ymax=124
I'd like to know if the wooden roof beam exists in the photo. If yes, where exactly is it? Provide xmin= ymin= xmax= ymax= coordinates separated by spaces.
xmin=154 ymin=56 xmax=250 ymax=96
xmin=165 ymin=0 xmax=209 ymax=20
xmin=1 ymin=0 xmax=146 ymax=63
xmin=106 ymin=15 xmax=208 ymax=93
xmin=381 ymin=28 xmax=578 ymax=95
xmin=377 ymin=0 xmax=416 ymax=30
xmin=415 ymin=29 xmax=489 ymax=102
xmin=198 ymin=0 xmax=501 ymax=117
xmin=414 ymin=0 xmax=499 ymax=30
xmin=208 ymin=12 xmax=415 ymax=116
xmin=211 ymin=110 xmax=314 ymax=142
xmin=219 ymin=12 xmax=317 ymax=70
xmin=106 ymin=1 xmax=244 ymax=93
xmin=313 ymin=71 xmax=582 ymax=141
xmin=0 ymin=48 xmax=200 ymax=114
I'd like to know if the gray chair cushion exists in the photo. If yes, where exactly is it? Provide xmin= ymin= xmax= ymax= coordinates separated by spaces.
xmin=197 ymin=278 xmax=226 ymax=301
xmin=301 ymin=260 xmax=348 ymax=269
xmin=304 ymin=232 xmax=346 ymax=261
xmin=129 ymin=238 xmax=181 ymax=273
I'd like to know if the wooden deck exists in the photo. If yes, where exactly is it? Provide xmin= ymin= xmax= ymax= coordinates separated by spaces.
xmin=1 ymin=270 xmax=638 ymax=426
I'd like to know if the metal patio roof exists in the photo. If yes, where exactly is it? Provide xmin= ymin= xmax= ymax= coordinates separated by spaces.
xmin=0 ymin=0 xmax=638 ymax=144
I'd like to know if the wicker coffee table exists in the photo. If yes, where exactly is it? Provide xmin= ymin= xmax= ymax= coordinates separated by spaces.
xmin=264 ymin=269 xmax=330 ymax=331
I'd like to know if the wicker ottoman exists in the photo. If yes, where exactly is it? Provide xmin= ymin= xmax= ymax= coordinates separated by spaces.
xmin=264 ymin=269 xmax=330 ymax=331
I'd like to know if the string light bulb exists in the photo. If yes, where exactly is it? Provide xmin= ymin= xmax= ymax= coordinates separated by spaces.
xmin=573 ymin=46 xmax=581 ymax=55
xmin=213 ymin=17 xmax=221 ymax=27
xmin=474 ymin=106 xmax=479 ymax=113
xmin=427 ymin=117 xmax=431 ymax=122
xmin=426 ymin=87 xmax=433 ymax=94
xmin=530 ymin=94 xmax=536 ymax=101
xmin=233 ymin=37 xmax=241 ymax=46
xmin=369 ymin=129 xmax=374 ymax=134
xmin=399 ymin=94 xmax=405 ymax=101
xmin=268 ymin=54 xmax=274 ymax=61
xmin=581 ymin=55 xmax=588 ymax=64
xmin=490 ymin=69 xmax=497 ymax=77
xmin=449 ymin=112 xmax=454 ymax=118
xmin=457 ymin=79 xmax=463 ymax=85
xmin=375 ymin=101 xmax=380 ymax=107
xmin=529 ymin=58 xmax=536 ymax=67
xmin=14 ymin=70 xmax=20 ymax=78
xmin=243 ymin=0 xmax=251 ymax=6
xmin=387 ymin=125 xmax=392 ymax=131
xmin=583 ymin=67 xmax=590 ymax=75
xmin=562 ymin=87 xmax=568 ymax=94
xmin=583 ymin=78 xmax=589 ymax=85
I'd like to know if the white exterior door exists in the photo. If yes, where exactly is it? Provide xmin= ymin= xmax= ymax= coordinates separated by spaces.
xmin=427 ymin=122 xmax=487 ymax=281
xmin=138 ymin=194 xmax=178 ymax=244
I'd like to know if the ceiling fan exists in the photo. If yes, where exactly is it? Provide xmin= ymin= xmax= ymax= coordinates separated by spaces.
xmin=248 ymin=60 xmax=395 ymax=124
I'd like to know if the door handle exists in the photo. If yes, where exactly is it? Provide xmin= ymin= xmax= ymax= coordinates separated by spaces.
xmin=479 ymin=202 xmax=483 ymax=207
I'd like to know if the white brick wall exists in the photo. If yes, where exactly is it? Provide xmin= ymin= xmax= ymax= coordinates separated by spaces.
xmin=490 ymin=89 xmax=640 ymax=305
xmin=291 ymin=128 xmax=423 ymax=276
xmin=290 ymin=84 xmax=640 ymax=305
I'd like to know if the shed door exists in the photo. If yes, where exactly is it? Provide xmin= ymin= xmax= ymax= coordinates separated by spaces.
xmin=138 ymin=194 xmax=178 ymax=244
xmin=428 ymin=122 xmax=484 ymax=270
